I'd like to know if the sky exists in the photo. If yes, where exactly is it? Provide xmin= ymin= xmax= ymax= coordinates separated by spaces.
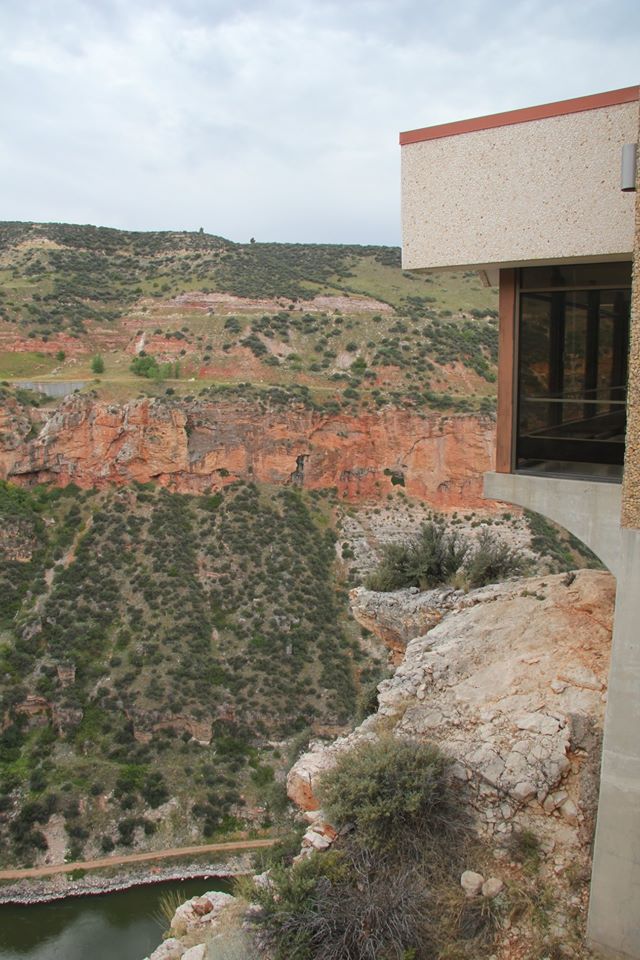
xmin=1 ymin=0 xmax=638 ymax=245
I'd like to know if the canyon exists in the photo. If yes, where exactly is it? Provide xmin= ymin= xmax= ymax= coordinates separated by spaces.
xmin=0 ymin=224 xmax=614 ymax=959
xmin=145 ymin=568 xmax=615 ymax=960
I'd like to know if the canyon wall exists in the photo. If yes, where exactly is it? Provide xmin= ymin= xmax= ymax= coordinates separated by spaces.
xmin=0 ymin=394 xmax=496 ymax=507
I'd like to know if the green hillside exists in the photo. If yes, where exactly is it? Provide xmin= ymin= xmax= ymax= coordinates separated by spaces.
xmin=0 ymin=479 xmax=369 ymax=867
xmin=0 ymin=222 xmax=498 ymax=414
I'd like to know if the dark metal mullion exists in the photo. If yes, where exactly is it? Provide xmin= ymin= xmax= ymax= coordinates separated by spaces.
xmin=520 ymin=283 xmax=631 ymax=293
xmin=611 ymin=291 xmax=629 ymax=412
xmin=585 ymin=291 xmax=600 ymax=419
xmin=549 ymin=292 xmax=565 ymax=426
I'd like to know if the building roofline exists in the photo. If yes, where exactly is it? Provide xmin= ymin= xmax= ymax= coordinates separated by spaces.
xmin=399 ymin=85 xmax=639 ymax=146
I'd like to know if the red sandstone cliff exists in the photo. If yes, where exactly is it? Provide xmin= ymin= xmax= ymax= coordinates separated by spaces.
xmin=0 ymin=394 xmax=496 ymax=507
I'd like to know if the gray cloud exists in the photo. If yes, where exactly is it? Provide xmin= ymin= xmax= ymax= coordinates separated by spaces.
xmin=1 ymin=0 xmax=638 ymax=243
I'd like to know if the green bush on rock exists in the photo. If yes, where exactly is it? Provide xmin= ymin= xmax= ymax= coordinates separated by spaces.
xmin=245 ymin=737 xmax=485 ymax=960
xmin=318 ymin=736 xmax=456 ymax=854
xmin=366 ymin=521 xmax=526 ymax=592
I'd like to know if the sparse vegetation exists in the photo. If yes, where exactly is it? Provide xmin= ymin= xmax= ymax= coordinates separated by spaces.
xmin=0 ymin=479 xmax=359 ymax=866
xmin=245 ymin=737 xmax=498 ymax=960
xmin=524 ymin=509 xmax=604 ymax=573
xmin=0 ymin=221 xmax=498 ymax=414
xmin=365 ymin=521 xmax=526 ymax=592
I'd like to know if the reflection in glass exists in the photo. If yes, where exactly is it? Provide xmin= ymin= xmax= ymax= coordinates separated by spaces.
xmin=516 ymin=263 xmax=631 ymax=480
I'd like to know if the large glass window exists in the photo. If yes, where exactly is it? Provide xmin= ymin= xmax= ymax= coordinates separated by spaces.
xmin=516 ymin=262 xmax=632 ymax=480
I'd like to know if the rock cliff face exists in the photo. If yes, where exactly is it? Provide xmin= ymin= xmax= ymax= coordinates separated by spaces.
xmin=288 ymin=570 xmax=614 ymax=861
xmin=0 ymin=394 xmax=496 ymax=506
xmin=350 ymin=585 xmax=461 ymax=659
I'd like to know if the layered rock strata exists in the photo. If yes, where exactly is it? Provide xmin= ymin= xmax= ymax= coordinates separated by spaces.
xmin=0 ymin=394 xmax=495 ymax=506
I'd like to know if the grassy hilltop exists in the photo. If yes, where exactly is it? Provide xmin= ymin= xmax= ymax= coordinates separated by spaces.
xmin=0 ymin=222 xmax=497 ymax=413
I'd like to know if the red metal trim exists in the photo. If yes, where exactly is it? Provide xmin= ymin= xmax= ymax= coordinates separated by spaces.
xmin=399 ymin=85 xmax=640 ymax=146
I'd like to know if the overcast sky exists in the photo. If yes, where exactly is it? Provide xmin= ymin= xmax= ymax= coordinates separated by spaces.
xmin=1 ymin=0 xmax=638 ymax=244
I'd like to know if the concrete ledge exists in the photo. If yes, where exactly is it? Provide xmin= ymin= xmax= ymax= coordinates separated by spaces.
xmin=588 ymin=940 xmax=640 ymax=960
xmin=483 ymin=471 xmax=622 ymax=575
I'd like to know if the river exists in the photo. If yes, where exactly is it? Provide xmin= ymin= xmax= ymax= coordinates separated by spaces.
xmin=0 ymin=877 xmax=231 ymax=960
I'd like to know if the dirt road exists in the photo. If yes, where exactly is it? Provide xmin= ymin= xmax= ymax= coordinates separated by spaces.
xmin=0 ymin=838 xmax=276 ymax=881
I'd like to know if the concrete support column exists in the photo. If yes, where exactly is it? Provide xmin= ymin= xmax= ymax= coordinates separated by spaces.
xmin=588 ymin=529 xmax=640 ymax=958
xmin=589 ymin=103 xmax=640 ymax=958
xmin=483 ymin=471 xmax=622 ymax=576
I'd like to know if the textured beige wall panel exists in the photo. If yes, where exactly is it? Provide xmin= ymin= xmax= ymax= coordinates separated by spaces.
xmin=621 ymin=106 xmax=640 ymax=530
xmin=401 ymin=103 xmax=637 ymax=270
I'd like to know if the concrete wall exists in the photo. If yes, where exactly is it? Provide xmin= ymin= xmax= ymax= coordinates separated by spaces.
xmin=483 ymin=472 xmax=623 ymax=575
xmin=588 ymin=528 xmax=640 ymax=958
xmin=401 ymin=101 xmax=637 ymax=271
xmin=622 ymin=102 xmax=640 ymax=529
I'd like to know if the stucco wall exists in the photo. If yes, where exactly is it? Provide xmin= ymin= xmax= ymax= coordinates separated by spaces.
xmin=621 ymin=105 xmax=640 ymax=530
xmin=401 ymin=102 xmax=637 ymax=271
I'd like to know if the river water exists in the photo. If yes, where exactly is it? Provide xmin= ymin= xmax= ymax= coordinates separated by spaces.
xmin=0 ymin=877 xmax=231 ymax=960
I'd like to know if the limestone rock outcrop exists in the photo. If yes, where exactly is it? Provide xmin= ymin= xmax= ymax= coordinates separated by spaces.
xmin=0 ymin=394 xmax=495 ymax=507
xmin=288 ymin=570 xmax=614 ymax=863
xmin=349 ymin=585 xmax=461 ymax=657
xmin=145 ymin=891 xmax=236 ymax=960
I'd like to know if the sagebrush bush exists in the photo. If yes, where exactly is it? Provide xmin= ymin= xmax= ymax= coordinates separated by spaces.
xmin=317 ymin=736 xmax=457 ymax=854
xmin=366 ymin=521 xmax=526 ymax=593
xmin=246 ymin=738 xmax=485 ymax=960
xmin=464 ymin=529 xmax=526 ymax=589
xmin=365 ymin=522 xmax=464 ymax=591
xmin=249 ymin=846 xmax=432 ymax=960
xmin=407 ymin=522 xmax=467 ymax=589
xmin=364 ymin=541 xmax=413 ymax=591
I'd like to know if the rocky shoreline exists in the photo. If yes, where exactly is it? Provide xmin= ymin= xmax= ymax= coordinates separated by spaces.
xmin=0 ymin=854 xmax=252 ymax=906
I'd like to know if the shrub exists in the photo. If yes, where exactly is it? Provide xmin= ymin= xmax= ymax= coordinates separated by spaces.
xmin=366 ymin=522 xmax=465 ymax=592
xmin=130 ymin=354 xmax=159 ymax=378
xmin=90 ymin=354 xmax=105 ymax=374
xmin=317 ymin=736 xmax=456 ymax=854
xmin=142 ymin=771 xmax=169 ymax=808
xmin=366 ymin=522 xmax=526 ymax=592
xmin=249 ymin=846 xmax=432 ymax=960
xmin=117 ymin=817 xmax=137 ymax=845
xmin=246 ymin=733 xmax=487 ymax=960
xmin=100 ymin=835 xmax=115 ymax=853
xmin=464 ymin=529 xmax=526 ymax=589
xmin=406 ymin=522 xmax=466 ymax=589
xmin=355 ymin=675 xmax=385 ymax=721
xmin=364 ymin=542 xmax=414 ymax=592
